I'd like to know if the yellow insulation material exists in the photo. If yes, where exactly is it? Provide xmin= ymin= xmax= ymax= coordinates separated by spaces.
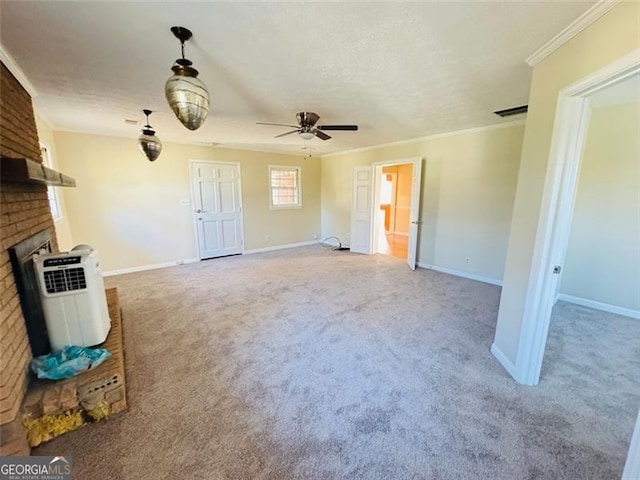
xmin=86 ymin=400 xmax=111 ymax=421
xmin=22 ymin=401 xmax=112 ymax=447
xmin=23 ymin=411 xmax=85 ymax=447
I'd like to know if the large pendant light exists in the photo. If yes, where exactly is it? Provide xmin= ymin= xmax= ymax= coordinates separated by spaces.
xmin=138 ymin=109 xmax=162 ymax=162
xmin=165 ymin=26 xmax=210 ymax=131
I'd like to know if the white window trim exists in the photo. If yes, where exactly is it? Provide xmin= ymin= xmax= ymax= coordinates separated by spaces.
xmin=268 ymin=165 xmax=302 ymax=210
xmin=40 ymin=142 xmax=63 ymax=221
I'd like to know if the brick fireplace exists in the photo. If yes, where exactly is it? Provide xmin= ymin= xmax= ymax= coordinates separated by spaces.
xmin=1 ymin=61 xmax=128 ymax=454
xmin=0 ymin=62 xmax=61 ymax=455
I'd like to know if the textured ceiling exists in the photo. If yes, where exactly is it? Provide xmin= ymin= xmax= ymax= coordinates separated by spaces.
xmin=0 ymin=1 xmax=595 ymax=156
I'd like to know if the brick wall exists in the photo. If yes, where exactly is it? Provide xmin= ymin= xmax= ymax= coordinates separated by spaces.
xmin=0 ymin=62 xmax=58 ymax=455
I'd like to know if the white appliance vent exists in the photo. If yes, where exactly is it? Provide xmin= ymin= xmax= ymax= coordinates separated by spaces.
xmin=43 ymin=267 xmax=87 ymax=293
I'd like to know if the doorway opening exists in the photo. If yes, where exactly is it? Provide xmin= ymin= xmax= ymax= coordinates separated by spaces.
xmin=350 ymin=157 xmax=423 ymax=269
xmin=374 ymin=163 xmax=412 ymax=259
xmin=497 ymin=49 xmax=640 ymax=387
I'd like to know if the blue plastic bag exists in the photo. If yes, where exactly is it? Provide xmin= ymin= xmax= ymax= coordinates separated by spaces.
xmin=31 ymin=346 xmax=111 ymax=380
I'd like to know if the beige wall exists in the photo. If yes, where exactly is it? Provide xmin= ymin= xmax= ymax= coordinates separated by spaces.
xmin=321 ymin=123 xmax=524 ymax=281
xmin=494 ymin=2 xmax=640 ymax=365
xmin=34 ymin=116 xmax=74 ymax=251
xmin=560 ymin=102 xmax=640 ymax=310
xmin=53 ymin=132 xmax=320 ymax=272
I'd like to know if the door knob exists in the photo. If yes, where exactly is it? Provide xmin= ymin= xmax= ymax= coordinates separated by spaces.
xmin=195 ymin=209 xmax=202 ymax=213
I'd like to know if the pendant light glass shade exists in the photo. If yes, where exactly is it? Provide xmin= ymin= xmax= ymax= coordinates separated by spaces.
xmin=165 ymin=65 xmax=209 ymax=131
xmin=138 ymin=110 xmax=162 ymax=162
xmin=165 ymin=26 xmax=210 ymax=131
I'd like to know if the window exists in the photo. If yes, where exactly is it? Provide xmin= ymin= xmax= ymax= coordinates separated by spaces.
xmin=40 ymin=144 xmax=62 ymax=220
xmin=269 ymin=166 xmax=301 ymax=208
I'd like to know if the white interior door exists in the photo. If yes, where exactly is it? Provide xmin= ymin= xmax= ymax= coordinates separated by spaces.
xmin=350 ymin=166 xmax=373 ymax=254
xmin=407 ymin=159 xmax=423 ymax=270
xmin=190 ymin=161 xmax=244 ymax=259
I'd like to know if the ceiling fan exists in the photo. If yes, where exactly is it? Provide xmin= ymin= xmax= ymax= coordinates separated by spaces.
xmin=257 ymin=112 xmax=358 ymax=141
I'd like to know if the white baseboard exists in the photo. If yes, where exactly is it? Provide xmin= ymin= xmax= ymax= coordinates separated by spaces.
xmin=557 ymin=293 xmax=640 ymax=320
xmin=490 ymin=343 xmax=519 ymax=380
xmin=243 ymin=240 xmax=317 ymax=255
xmin=417 ymin=262 xmax=502 ymax=286
xmin=104 ymin=242 xmax=319 ymax=276
xmin=103 ymin=258 xmax=199 ymax=277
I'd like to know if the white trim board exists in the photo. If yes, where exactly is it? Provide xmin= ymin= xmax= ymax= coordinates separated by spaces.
xmin=104 ymin=242 xmax=319 ymax=276
xmin=244 ymin=240 xmax=317 ymax=255
xmin=490 ymin=343 xmax=519 ymax=380
xmin=416 ymin=262 xmax=502 ymax=287
xmin=0 ymin=43 xmax=37 ymax=97
xmin=557 ymin=294 xmax=640 ymax=320
xmin=623 ymin=409 xmax=640 ymax=480
xmin=103 ymin=258 xmax=199 ymax=277
xmin=526 ymin=0 xmax=621 ymax=66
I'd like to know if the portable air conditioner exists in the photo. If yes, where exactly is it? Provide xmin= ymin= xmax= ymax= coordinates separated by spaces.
xmin=33 ymin=246 xmax=111 ymax=352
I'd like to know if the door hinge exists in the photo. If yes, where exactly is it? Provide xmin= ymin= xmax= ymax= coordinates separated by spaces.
xmin=553 ymin=265 xmax=562 ymax=274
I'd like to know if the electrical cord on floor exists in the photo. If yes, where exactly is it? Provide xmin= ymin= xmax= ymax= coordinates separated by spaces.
xmin=318 ymin=236 xmax=350 ymax=251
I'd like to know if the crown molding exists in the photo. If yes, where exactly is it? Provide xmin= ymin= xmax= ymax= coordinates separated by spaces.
xmin=321 ymin=119 xmax=525 ymax=159
xmin=0 ymin=43 xmax=37 ymax=97
xmin=526 ymin=0 xmax=621 ymax=67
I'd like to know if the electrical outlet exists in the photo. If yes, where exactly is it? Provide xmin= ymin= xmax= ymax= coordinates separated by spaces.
xmin=464 ymin=257 xmax=470 ymax=264
xmin=265 ymin=234 xmax=271 ymax=242
xmin=313 ymin=233 xmax=318 ymax=240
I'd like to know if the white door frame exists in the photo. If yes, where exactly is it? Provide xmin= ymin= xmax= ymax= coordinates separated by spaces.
xmin=371 ymin=157 xmax=422 ymax=268
xmin=512 ymin=49 xmax=640 ymax=386
xmin=188 ymin=159 xmax=245 ymax=260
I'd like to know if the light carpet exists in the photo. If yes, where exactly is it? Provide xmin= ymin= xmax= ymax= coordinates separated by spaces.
xmin=35 ymin=246 xmax=640 ymax=479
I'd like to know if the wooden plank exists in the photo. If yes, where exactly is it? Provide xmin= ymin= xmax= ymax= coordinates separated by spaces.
xmin=0 ymin=156 xmax=76 ymax=187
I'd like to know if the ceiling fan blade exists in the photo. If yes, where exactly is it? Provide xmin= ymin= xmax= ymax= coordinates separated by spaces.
xmin=318 ymin=125 xmax=358 ymax=131
xmin=314 ymin=129 xmax=331 ymax=141
xmin=257 ymin=122 xmax=300 ymax=128
xmin=274 ymin=129 xmax=300 ymax=138
xmin=297 ymin=112 xmax=320 ymax=127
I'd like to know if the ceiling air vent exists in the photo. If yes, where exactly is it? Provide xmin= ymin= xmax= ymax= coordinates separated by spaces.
xmin=494 ymin=105 xmax=528 ymax=117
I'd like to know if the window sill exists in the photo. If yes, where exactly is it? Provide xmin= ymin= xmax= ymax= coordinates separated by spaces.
xmin=270 ymin=205 xmax=302 ymax=210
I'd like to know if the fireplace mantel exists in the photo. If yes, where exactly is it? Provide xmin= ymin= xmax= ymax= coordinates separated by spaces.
xmin=1 ymin=156 xmax=76 ymax=187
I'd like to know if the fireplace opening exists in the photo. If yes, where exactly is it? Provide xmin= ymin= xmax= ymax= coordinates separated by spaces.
xmin=9 ymin=230 xmax=53 ymax=357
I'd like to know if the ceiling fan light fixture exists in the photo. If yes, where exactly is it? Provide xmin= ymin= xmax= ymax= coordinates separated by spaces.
xmin=257 ymin=111 xmax=358 ymax=142
xmin=165 ymin=26 xmax=210 ymax=131
xmin=299 ymin=131 xmax=315 ymax=140
xmin=137 ymin=109 xmax=162 ymax=162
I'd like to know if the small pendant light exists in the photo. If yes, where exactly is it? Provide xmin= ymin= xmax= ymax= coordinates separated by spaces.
xmin=138 ymin=109 xmax=162 ymax=162
xmin=165 ymin=26 xmax=210 ymax=131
